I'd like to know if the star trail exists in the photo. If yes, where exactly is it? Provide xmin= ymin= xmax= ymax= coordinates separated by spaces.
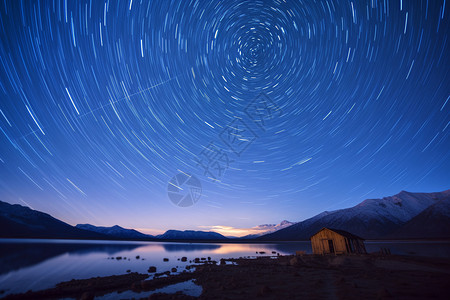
xmin=0 ymin=0 xmax=448 ymax=233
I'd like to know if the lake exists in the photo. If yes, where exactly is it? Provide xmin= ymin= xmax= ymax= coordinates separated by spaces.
xmin=0 ymin=239 xmax=449 ymax=298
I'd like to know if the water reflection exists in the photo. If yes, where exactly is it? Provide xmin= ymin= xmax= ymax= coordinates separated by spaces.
xmin=0 ymin=241 xmax=141 ymax=275
xmin=0 ymin=239 xmax=449 ymax=297
xmin=162 ymin=243 xmax=221 ymax=252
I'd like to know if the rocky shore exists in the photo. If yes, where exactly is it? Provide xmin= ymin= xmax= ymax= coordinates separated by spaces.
xmin=2 ymin=254 xmax=450 ymax=299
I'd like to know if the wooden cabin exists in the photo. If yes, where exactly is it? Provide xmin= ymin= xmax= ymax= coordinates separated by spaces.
xmin=310 ymin=228 xmax=366 ymax=255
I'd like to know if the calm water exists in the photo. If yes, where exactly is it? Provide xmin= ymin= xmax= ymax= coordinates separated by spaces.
xmin=0 ymin=239 xmax=449 ymax=297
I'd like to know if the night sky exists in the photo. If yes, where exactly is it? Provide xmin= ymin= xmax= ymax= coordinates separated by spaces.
xmin=0 ymin=0 xmax=448 ymax=236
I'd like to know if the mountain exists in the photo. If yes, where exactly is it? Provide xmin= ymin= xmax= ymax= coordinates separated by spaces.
xmin=240 ymin=220 xmax=296 ymax=238
xmin=0 ymin=200 xmax=108 ymax=239
xmin=76 ymin=224 xmax=153 ymax=239
xmin=388 ymin=197 xmax=450 ymax=239
xmin=157 ymin=230 xmax=227 ymax=240
xmin=260 ymin=190 xmax=450 ymax=240
xmin=3 ymin=189 xmax=449 ymax=241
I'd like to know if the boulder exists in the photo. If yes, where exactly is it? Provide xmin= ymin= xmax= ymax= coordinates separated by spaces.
xmin=257 ymin=285 xmax=272 ymax=296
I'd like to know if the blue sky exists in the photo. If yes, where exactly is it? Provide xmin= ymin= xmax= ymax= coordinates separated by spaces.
xmin=0 ymin=0 xmax=448 ymax=236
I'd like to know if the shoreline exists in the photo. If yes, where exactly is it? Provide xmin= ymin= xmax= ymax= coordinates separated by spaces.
xmin=2 ymin=254 xmax=450 ymax=300
xmin=1 ymin=237 xmax=449 ymax=244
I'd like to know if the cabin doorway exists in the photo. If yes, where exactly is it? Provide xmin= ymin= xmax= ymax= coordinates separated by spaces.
xmin=327 ymin=240 xmax=335 ymax=253
xmin=321 ymin=239 xmax=335 ymax=254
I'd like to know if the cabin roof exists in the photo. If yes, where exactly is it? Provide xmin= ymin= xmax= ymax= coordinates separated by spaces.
xmin=310 ymin=227 xmax=365 ymax=240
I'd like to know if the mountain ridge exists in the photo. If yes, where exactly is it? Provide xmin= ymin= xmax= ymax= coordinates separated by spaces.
xmin=0 ymin=200 xmax=108 ymax=239
xmin=1 ymin=189 xmax=449 ymax=241
xmin=156 ymin=229 xmax=227 ymax=240
xmin=259 ymin=189 xmax=450 ymax=240
xmin=75 ymin=224 xmax=153 ymax=239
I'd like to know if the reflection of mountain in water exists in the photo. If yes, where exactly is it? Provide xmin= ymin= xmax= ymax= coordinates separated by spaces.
xmin=162 ymin=243 xmax=221 ymax=252
xmin=0 ymin=242 xmax=141 ymax=275
xmin=270 ymin=242 xmax=312 ymax=254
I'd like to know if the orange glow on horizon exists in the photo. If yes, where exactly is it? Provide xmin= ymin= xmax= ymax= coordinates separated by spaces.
xmin=135 ymin=225 xmax=269 ymax=238
xmin=197 ymin=225 xmax=269 ymax=237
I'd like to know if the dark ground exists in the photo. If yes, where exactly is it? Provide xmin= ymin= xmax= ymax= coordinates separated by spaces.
xmin=2 ymin=254 xmax=450 ymax=300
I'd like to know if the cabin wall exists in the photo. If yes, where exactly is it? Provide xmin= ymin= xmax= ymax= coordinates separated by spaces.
xmin=354 ymin=239 xmax=367 ymax=254
xmin=310 ymin=228 xmax=349 ymax=254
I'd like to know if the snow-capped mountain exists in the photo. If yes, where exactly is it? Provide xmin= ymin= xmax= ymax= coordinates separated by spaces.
xmin=388 ymin=197 xmax=450 ymax=239
xmin=260 ymin=190 xmax=450 ymax=240
xmin=240 ymin=220 xmax=296 ymax=238
xmin=156 ymin=230 xmax=227 ymax=240
xmin=256 ymin=220 xmax=296 ymax=231
xmin=76 ymin=224 xmax=152 ymax=239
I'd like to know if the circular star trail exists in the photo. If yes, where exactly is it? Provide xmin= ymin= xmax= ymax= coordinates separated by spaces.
xmin=0 ymin=0 xmax=448 ymax=230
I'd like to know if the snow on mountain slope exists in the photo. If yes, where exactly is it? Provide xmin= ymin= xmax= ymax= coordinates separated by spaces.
xmin=260 ymin=190 xmax=450 ymax=240
xmin=240 ymin=220 xmax=296 ymax=239
xmin=388 ymin=197 xmax=450 ymax=239
xmin=254 ymin=220 xmax=296 ymax=232
xmin=353 ymin=190 xmax=449 ymax=223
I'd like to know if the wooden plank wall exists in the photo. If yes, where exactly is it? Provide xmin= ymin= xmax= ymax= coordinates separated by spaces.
xmin=311 ymin=228 xmax=349 ymax=254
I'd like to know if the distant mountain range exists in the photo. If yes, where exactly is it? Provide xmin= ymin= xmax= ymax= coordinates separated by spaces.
xmin=240 ymin=220 xmax=296 ymax=238
xmin=156 ymin=230 xmax=227 ymax=240
xmin=259 ymin=190 xmax=450 ymax=240
xmin=1 ymin=189 xmax=449 ymax=241
xmin=0 ymin=200 xmax=229 ymax=240
xmin=76 ymin=224 xmax=153 ymax=240
xmin=0 ymin=200 xmax=107 ymax=239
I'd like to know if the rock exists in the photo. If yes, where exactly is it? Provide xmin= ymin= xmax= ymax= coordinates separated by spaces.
xmin=163 ymin=258 xmax=169 ymax=262
xmin=141 ymin=279 xmax=153 ymax=289
xmin=207 ymin=257 xmax=211 ymax=261
xmin=259 ymin=251 xmax=266 ymax=254
xmin=201 ymin=257 xmax=206 ymax=260
xmin=171 ymin=268 xmax=177 ymax=272
xmin=181 ymin=257 xmax=187 ymax=262
xmin=115 ymin=256 xmax=122 ymax=260
xmin=272 ymin=251 xmax=277 ymax=254
xmin=377 ymin=288 xmax=391 ymax=298
xmin=135 ymin=255 xmax=140 ymax=259
xmin=126 ymin=269 xmax=131 ymax=273
xmin=80 ymin=291 xmax=95 ymax=300
xmin=257 ymin=285 xmax=272 ymax=296
xmin=290 ymin=257 xmax=299 ymax=266
xmin=148 ymin=266 xmax=157 ymax=273
xmin=194 ymin=258 xmax=200 ymax=263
